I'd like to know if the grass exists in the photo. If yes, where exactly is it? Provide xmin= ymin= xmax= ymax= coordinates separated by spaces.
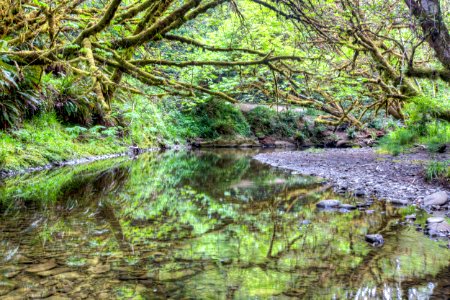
xmin=378 ymin=95 xmax=449 ymax=155
xmin=0 ymin=113 xmax=127 ymax=171
xmin=425 ymin=160 xmax=450 ymax=183
xmin=0 ymin=97 xmax=255 ymax=172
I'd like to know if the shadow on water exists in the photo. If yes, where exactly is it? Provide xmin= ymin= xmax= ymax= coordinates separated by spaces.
xmin=0 ymin=149 xmax=449 ymax=299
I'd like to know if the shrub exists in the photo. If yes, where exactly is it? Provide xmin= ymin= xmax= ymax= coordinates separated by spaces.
xmin=245 ymin=106 xmax=304 ymax=138
xmin=165 ymin=98 xmax=251 ymax=139
xmin=0 ymin=58 xmax=42 ymax=129
xmin=379 ymin=95 xmax=450 ymax=155
xmin=42 ymin=74 xmax=93 ymax=126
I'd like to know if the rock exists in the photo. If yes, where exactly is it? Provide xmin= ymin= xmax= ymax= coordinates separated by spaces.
xmin=389 ymin=199 xmax=409 ymax=206
xmin=336 ymin=140 xmax=354 ymax=148
xmin=354 ymin=189 xmax=365 ymax=197
xmin=36 ymin=267 xmax=71 ymax=277
xmin=339 ymin=204 xmax=356 ymax=210
xmin=365 ymin=234 xmax=384 ymax=246
xmin=0 ymin=281 xmax=16 ymax=296
xmin=405 ymin=214 xmax=416 ymax=220
xmin=274 ymin=140 xmax=296 ymax=148
xmin=52 ymin=271 xmax=81 ymax=280
xmin=423 ymin=191 xmax=448 ymax=206
xmin=258 ymin=137 xmax=276 ymax=147
xmin=46 ymin=295 xmax=71 ymax=300
xmin=88 ymin=263 xmax=110 ymax=274
xmin=26 ymin=259 xmax=57 ymax=273
xmin=426 ymin=217 xmax=445 ymax=224
xmin=316 ymin=199 xmax=341 ymax=208
xmin=427 ymin=222 xmax=450 ymax=236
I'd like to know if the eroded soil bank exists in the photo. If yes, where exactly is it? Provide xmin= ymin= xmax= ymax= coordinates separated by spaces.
xmin=254 ymin=148 xmax=449 ymax=211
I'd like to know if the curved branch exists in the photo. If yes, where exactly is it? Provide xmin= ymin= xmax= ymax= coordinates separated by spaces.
xmin=131 ymin=56 xmax=303 ymax=67
xmin=74 ymin=0 xmax=122 ymax=44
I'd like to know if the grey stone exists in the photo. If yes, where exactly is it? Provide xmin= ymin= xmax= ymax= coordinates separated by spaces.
xmin=423 ymin=191 xmax=448 ymax=206
xmin=426 ymin=217 xmax=445 ymax=224
xmin=365 ymin=234 xmax=384 ymax=246
xmin=389 ymin=199 xmax=409 ymax=206
xmin=316 ymin=199 xmax=341 ymax=208
xmin=405 ymin=214 xmax=416 ymax=220
xmin=339 ymin=204 xmax=357 ymax=210
xmin=354 ymin=189 xmax=365 ymax=196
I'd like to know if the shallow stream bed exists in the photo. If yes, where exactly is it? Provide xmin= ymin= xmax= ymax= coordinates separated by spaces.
xmin=0 ymin=149 xmax=449 ymax=299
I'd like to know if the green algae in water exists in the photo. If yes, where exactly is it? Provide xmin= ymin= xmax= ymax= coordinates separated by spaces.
xmin=0 ymin=149 xmax=449 ymax=299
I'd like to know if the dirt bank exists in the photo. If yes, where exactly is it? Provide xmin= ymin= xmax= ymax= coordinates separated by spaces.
xmin=254 ymin=148 xmax=449 ymax=207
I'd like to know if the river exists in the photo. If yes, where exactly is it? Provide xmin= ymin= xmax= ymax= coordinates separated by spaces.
xmin=0 ymin=149 xmax=449 ymax=299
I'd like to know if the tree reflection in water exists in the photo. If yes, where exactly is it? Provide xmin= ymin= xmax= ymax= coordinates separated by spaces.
xmin=0 ymin=150 xmax=449 ymax=299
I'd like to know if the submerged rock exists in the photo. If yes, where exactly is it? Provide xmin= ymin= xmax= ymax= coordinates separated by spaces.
xmin=423 ymin=191 xmax=448 ymax=207
xmin=316 ymin=199 xmax=341 ymax=208
xmin=365 ymin=234 xmax=384 ymax=247
xmin=356 ymin=202 xmax=371 ymax=208
xmin=339 ymin=204 xmax=356 ymax=210
xmin=26 ymin=259 xmax=57 ymax=273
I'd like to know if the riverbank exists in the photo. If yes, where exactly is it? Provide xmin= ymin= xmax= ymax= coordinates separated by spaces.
xmin=254 ymin=148 xmax=449 ymax=210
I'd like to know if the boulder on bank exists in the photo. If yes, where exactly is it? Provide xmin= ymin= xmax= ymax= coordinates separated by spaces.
xmin=316 ymin=199 xmax=341 ymax=208
xmin=365 ymin=234 xmax=384 ymax=246
xmin=423 ymin=191 xmax=448 ymax=207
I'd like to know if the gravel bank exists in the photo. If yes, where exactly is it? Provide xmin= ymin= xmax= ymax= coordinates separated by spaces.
xmin=254 ymin=148 xmax=449 ymax=206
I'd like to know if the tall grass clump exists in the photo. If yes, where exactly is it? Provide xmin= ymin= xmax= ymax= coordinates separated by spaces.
xmin=425 ymin=160 xmax=450 ymax=184
xmin=379 ymin=95 xmax=450 ymax=155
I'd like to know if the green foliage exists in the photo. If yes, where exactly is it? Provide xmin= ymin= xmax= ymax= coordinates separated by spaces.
xmin=0 ymin=113 xmax=125 ymax=171
xmin=114 ymin=95 xmax=172 ymax=146
xmin=425 ymin=160 xmax=450 ymax=182
xmin=0 ymin=57 xmax=42 ymax=129
xmin=42 ymin=74 xmax=94 ymax=126
xmin=379 ymin=95 xmax=450 ymax=155
xmin=245 ymin=106 xmax=304 ymax=138
xmin=165 ymin=98 xmax=251 ymax=139
xmin=346 ymin=127 xmax=357 ymax=139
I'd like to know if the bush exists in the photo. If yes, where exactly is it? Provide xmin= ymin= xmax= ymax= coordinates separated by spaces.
xmin=245 ymin=106 xmax=304 ymax=138
xmin=165 ymin=98 xmax=251 ymax=139
xmin=0 ymin=58 xmax=43 ymax=129
xmin=379 ymin=95 xmax=450 ymax=155
xmin=42 ymin=74 xmax=94 ymax=126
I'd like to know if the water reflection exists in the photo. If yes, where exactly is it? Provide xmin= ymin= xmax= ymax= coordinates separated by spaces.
xmin=0 ymin=150 xmax=449 ymax=299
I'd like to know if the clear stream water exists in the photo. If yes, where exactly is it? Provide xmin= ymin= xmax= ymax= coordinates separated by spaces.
xmin=0 ymin=149 xmax=449 ymax=299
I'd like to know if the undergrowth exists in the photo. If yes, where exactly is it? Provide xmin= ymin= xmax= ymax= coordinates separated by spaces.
xmin=425 ymin=160 xmax=450 ymax=183
xmin=378 ymin=95 xmax=450 ymax=155
xmin=0 ymin=113 xmax=125 ymax=171
xmin=245 ymin=106 xmax=304 ymax=138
